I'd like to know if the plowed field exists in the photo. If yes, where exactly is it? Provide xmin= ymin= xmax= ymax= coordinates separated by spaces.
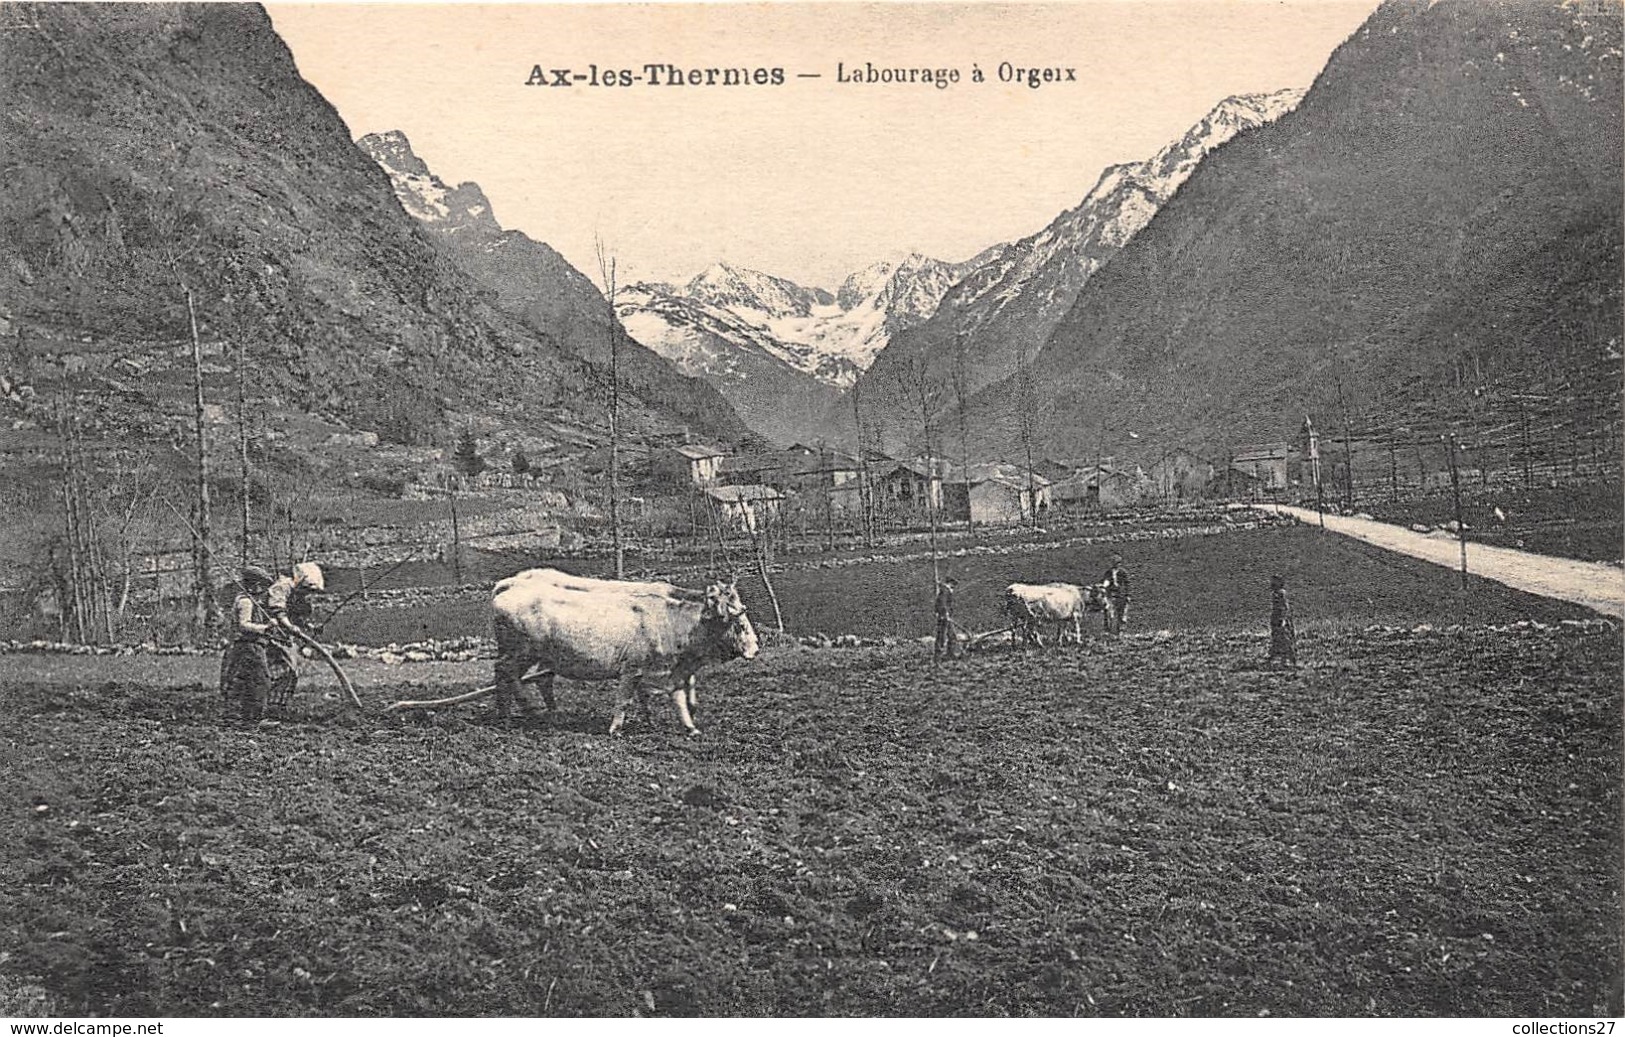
xmin=4 ymin=618 xmax=1619 ymax=1016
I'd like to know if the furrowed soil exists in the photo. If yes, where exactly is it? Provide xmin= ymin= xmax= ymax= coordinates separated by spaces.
xmin=2 ymin=620 xmax=1619 ymax=1016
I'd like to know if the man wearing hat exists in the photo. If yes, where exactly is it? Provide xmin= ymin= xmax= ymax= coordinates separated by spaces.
xmin=220 ymin=565 xmax=277 ymax=721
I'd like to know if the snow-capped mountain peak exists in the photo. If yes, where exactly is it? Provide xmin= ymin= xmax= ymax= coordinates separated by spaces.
xmin=617 ymin=248 xmax=982 ymax=394
xmin=682 ymin=261 xmax=834 ymax=320
xmin=844 ymin=85 xmax=1308 ymax=421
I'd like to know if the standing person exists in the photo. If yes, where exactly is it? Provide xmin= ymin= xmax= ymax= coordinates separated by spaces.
xmin=1102 ymin=553 xmax=1130 ymax=634
xmin=220 ymin=565 xmax=276 ymax=722
xmin=268 ymin=561 xmax=326 ymax=637
xmin=264 ymin=562 xmax=327 ymax=712
xmin=1267 ymin=574 xmax=1298 ymax=669
xmin=934 ymin=575 xmax=961 ymax=661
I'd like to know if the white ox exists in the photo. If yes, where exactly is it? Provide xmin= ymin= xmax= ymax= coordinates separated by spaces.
xmin=491 ymin=568 xmax=759 ymax=736
xmin=1004 ymin=581 xmax=1109 ymax=648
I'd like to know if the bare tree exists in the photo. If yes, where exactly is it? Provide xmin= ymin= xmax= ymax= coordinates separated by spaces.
xmin=55 ymin=398 xmax=90 ymax=643
xmin=898 ymin=357 xmax=943 ymax=584
xmin=818 ymin=440 xmax=835 ymax=552
xmin=236 ymin=330 xmax=252 ymax=566
xmin=150 ymin=190 xmax=220 ymax=632
xmin=183 ymin=283 xmax=217 ymax=628
xmin=741 ymin=498 xmax=785 ymax=634
xmin=850 ymin=378 xmax=876 ymax=548
xmin=594 ymin=236 xmax=626 ymax=578
xmin=1016 ymin=337 xmax=1039 ymax=532
xmin=1334 ymin=374 xmax=1356 ymax=509
xmin=947 ymin=330 xmax=974 ymax=530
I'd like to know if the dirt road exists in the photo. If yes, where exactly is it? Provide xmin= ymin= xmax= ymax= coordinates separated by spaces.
xmin=1235 ymin=503 xmax=1624 ymax=618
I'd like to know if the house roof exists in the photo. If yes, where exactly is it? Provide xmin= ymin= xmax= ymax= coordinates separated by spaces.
xmin=792 ymin=450 xmax=859 ymax=475
xmin=1234 ymin=442 xmax=1290 ymax=462
xmin=673 ymin=443 xmax=726 ymax=460
xmin=721 ymin=453 xmax=780 ymax=475
xmin=960 ymin=462 xmax=1051 ymax=488
xmin=1052 ymin=466 xmax=1135 ymax=489
xmin=877 ymin=457 xmax=946 ymax=480
xmin=704 ymin=484 xmax=785 ymax=503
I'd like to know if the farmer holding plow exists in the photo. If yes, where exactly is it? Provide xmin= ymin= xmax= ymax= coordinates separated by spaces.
xmin=263 ymin=562 xmax=328 ymax=712
xmin=220 ymin=565 xmax=279 ymax=722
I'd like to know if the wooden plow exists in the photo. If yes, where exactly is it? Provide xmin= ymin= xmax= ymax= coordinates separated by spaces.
xmin=385 ymin=669 xmax=550 ymax=714
xmin=289 ymin=628 xmax=363 ymax=710
xmin=955 ymin=621 xmax=1018 ymax=652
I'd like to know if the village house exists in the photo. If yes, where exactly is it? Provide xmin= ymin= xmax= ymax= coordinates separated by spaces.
xmin=1230 ymin=418 xmax=1324 ymax=498
xmin=1049 ymin=463 xmax=1146 ymax=510
xmin=654 ymin=442 xmax=727 ymax=488
xmin=1231 ymin=442 xmax=1292 ymax=491
xmin=703 ymin=484 xmax=785 ymax=532
xmin=876 ymin=457 xmax=945 ymax=516
xmin=947 ymin=462 xmax=1052 ymax=525
xmin=786 ymin=447 xmax=863 ymax=511
xmin=719 ymin=451 xmax=786 ymax=488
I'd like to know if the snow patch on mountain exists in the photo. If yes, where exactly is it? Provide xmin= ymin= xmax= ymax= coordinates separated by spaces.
xmin=620 ymin=251 xmax=985 ymax=389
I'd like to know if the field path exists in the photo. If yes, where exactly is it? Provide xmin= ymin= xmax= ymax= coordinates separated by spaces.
xmin=1235 ymin=503 xmax=1625 ymax=617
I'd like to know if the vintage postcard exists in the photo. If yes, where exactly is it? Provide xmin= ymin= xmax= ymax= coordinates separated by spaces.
xmin=1 ymin=0 xmax=1621 ymax=1022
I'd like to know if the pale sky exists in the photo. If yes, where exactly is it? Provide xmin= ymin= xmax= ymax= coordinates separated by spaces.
xmin=269 ymin=1 xmax=1380 ymax=289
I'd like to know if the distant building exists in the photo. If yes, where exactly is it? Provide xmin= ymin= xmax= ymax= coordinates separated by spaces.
xmin=877 ymin=458 xmax=945 ymax=515
xmin=786 ymin=447 xmax=862 ymax=511
xmin=1231 ymin=442 xmax=1292 ymax=491
xmin=704 ymin=484 xmax=784 ymax=532
xmin=719 ymin=451 xmax=784 ymax=487
xmin=655 ymin=443 xmax=727 ymax=488
xmin=1050 ymin=464 xmax=1145 ymax=510
xmin=949 ymin=462 xmax=1052 ymax=525
xmin=1147 ymin=449 xmax=1215 ymax=501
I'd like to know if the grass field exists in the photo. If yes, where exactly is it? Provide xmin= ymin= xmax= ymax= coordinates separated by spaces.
xmin=318 ymin=524 xmax=1596 ymax=647
xmin=1360 ymin=481 xmax=1623 ymax=563
xmin=3 ymin=524 xmax=1619 ymax=1017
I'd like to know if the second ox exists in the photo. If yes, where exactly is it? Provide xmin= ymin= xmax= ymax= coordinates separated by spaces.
xmin=1004 ymin=581 xmax=1109 ymax=647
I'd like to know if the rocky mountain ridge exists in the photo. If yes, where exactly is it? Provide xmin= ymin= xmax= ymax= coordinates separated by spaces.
xmin=357 ymin=130 xmax=757 ymax=446
xmin=836 ymin=87 xmax=1307 ymax=451
xmin=960 ymin=0 xmax=1621 ymax=465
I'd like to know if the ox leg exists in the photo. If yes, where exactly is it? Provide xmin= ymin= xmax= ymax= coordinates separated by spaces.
xmin=609 ymin=669 xmax=644 ymax=736
xmin=494 ymin=652 xmax=528 ymax=719
xmin=684 ymin=673 xmax=698 ymax=710
xmin=634 ymin=672 xmax=653 ymax=727
xmin=536 ymin=671 xmax=558 ymax=713
xmin=671 ymin=675 xmax=701 ymax=737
